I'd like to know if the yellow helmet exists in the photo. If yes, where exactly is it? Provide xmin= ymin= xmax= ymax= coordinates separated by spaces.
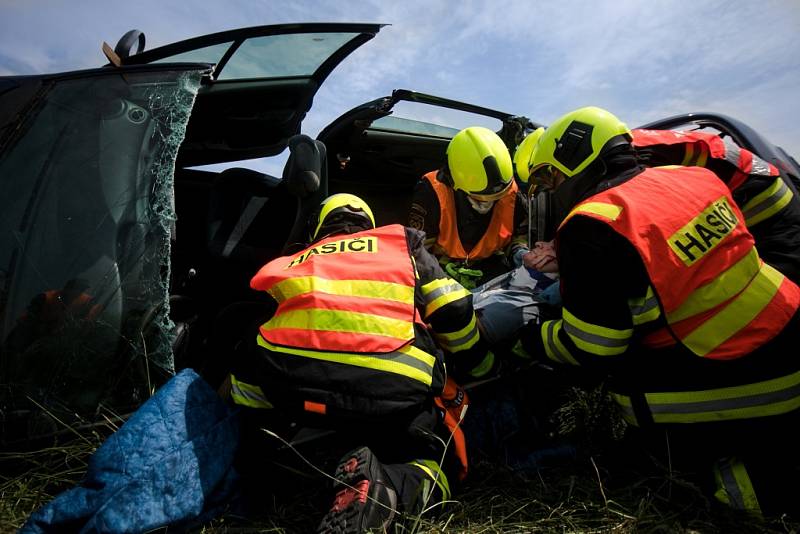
xmin=312 ymin=193 xmax=375 ymax=240
xmin=512 ymin=127 xmax=545 ymax=184
xmin=446 ymin=126 xmax=514 ymax=201
xmin=529 ymin=107 xmax=632 ymax=186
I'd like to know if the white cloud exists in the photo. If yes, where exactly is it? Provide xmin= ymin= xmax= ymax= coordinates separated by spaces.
xmin=2 ymin=0 xmax=798 ymax=156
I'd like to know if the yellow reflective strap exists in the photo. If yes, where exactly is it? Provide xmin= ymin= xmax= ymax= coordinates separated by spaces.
xmin=741 ymin=177 xmax=793 ymax=227
xmin=572 ymin=202 xmax=624 ymax=221
xmin=641 ymin=368 xmax=800 ymax=423
xmin=421 ymin=278 xmax=451 ymax=296
xmin=562 ymin=308 xmax=631 ymax=356
xmin=230 ymin=374 xmax=273 ymax=409
xmin=628 ymin=285 xmax=661 ymax=325
xmin=540 ymin=320 xmax=578 ymax=365
xmin=714 ymin=458 xmax=762 ymax=514
xmin=560 ymin=201 xmax=624 ymax=229
xmin=682 ymin=262 xmax=783 ymax=356
xmin=270 ymin=276 xmax=414 ymax=305
xmin=469 ymin=351 xmax=495 ymax=378
xmin=681 ymin=143 xmax=695 ymax=166
xmin=256 ymin=335 xmax=434 ymax=386
xmin=666 ymin=248 xmax=760 ymax=323
xmin=263 ymin=308 xmax=413 ymax=341
xmin=696 ymin=144 xmax=709 ymax=167
xmin=397 ymin=344 xmax=437 ymax=368
xmin=409 ymin=459 xmax=451 ymax=500
xmin=422 ymin=278 xmax=470 ymax=318
xmin=434 ymin=314 xmax=480 ymax=353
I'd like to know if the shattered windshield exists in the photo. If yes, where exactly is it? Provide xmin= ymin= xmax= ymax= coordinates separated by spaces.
xmin=0 ymin=68 xmax=202 ymax=442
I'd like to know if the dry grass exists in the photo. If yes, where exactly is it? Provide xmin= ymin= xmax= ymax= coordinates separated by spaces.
xmin=2 ymin=388 xmax=798 ymax=534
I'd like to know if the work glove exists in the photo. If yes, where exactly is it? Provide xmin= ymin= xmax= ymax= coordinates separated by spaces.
xmin=445 ymin=262 xmax=483 ymax=290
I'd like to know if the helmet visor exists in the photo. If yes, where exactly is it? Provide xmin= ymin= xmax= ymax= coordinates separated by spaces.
xmin=467 ymin=179 xmax=513 ymax=202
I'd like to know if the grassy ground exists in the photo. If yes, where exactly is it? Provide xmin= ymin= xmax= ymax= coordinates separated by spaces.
xmin=2 ymin=386 xmax=797 ymax=533
xmin=6 ymin=440 xmax=796 ymax=534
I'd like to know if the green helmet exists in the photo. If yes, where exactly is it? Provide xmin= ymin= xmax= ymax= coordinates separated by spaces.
xmin=311 ymin=193 xmax=375 ymax=240
xmin=446 ymin=126 xmax=514 ymax=201
xmin=512 ymin=127 xmax=545 ymax=184
xmin=529 ymin=107 xmax=632 ymax=186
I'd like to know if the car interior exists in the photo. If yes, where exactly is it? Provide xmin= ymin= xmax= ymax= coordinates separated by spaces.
xmin=167 ymin=90 xmax=536 ymax=387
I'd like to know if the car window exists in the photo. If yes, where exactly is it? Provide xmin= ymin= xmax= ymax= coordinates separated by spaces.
xmin=0 ymin=68 xmax=203 ymax=439
xmin=217 ymin=32 xmax=357 ymax=80
xmin=189 ymin=150 xmax=289 ymax=177
xmin=152 ymin=42 xmax=232 ymax=66
xmin=151 ymin=33 xmax=359 ymax=80
xmin=368 ymin=100 xmax=505 ymax=138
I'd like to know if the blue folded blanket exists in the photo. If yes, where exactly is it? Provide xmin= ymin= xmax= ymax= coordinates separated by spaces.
xmin=22 ymin=369 xmax=240 ymax=533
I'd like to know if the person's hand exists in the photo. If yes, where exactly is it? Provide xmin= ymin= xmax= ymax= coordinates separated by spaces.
xmin=522 ymin=241 xmax=558 ymax=273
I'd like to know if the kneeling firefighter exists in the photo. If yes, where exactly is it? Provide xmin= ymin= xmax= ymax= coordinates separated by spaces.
xmin=229 ymin=193 xmax=494 ymax=532
xmin=520 ymin=107 xmax=800 ymax=516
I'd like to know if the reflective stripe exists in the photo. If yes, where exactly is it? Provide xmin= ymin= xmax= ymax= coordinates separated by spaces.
xmin=611 ymin=368 xmax=800 ymax=425
xmin=741 ymin=177 xmax=793 ymax=227
xmin=421 ymin=278 xmax=471 ymax=318
xmin=410 ymin=459 xmax=451 ymax=500
xmin=680 ymin=143 xmax=695 ymax=166
xmin=262 ymin=308 xmax=412 ymax=341
xmin=682 ymin=262 xmax=783 ymax=356
xmin=749 ymin=155 xmax=773 ymax=176
xmin=434 ymin=314 xmax=480 ymax=353
xmin=628 ymin=285 xmax=661 ymax=325
xmin=270 ymin=276 xmax=414 ymax=305
xmin=562 ymin=308 xmax=631 ymax=356
xmin=230 ymin=374 xmax=273 ymax=409
xmin=469 ymin=351 xmax=495 ymax=378
xmin=696 ymin=143 xmax=709 ymax=167
xmin=722 ymin=137 xmax=742 ymax=167
xmin=561 ymin=201 xmax=623 ymax=228
xmin=541 ymin=320 xmax=578 ymax=365
xmin=714 ymin=458 xmax=761 ymax=513
xmin=666 ymin=248 xmax=760 ymax=323
xmin=257 ymin=335 xmax=435 ymax=386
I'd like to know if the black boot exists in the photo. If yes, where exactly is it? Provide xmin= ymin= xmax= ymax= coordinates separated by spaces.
xmin=318 ymin=446 xmax=398 ymax=533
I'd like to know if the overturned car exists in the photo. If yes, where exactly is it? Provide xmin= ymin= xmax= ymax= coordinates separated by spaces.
xmin=1 ymin=23 xmax=799 ymax=444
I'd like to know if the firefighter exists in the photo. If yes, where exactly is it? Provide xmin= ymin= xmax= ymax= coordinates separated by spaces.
xmin=631 ymin=128 xmax=800 ymax=284
xmin=519 ymin=107 xmax=800 ymax=516
xmin=228 ymin=193 xmax=492 ymax=533
xmin=408 ymin=127 xmax=530 ymax=289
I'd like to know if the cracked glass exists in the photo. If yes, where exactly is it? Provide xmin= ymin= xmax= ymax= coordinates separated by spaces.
xmin=0 ymin=68 xmax=203 ymax=442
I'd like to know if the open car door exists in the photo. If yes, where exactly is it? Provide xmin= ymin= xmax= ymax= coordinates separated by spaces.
xmin=0 ymin=23 xmax=383 ymax=443
xmin=319 ymin=89 xmax=539 ymax=225
xmin=122 ymin=23 xmax=385 ymax=167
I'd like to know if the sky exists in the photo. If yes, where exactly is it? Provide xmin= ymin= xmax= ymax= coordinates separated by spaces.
xmin=2 ymin=0 xmax=799 ymax=173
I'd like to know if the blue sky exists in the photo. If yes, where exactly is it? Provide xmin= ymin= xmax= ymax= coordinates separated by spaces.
xmin=2 ymin=0 xmax=799 ymax=171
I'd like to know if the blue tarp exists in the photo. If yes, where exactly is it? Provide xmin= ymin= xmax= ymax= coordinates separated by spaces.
xmin=22 ymin=369 xmax=240 ymax=533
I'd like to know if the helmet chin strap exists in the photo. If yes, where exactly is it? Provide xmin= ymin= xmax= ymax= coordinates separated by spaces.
xmin=467 ymin=196 xmax=496 ymax=214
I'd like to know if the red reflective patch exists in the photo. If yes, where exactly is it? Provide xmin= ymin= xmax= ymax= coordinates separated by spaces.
xmin=304 ymin=400 xmax=326 ymax=414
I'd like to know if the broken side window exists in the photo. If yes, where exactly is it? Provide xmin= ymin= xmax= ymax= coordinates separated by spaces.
xmin=0 ymin=67 xmax=204 ymax=443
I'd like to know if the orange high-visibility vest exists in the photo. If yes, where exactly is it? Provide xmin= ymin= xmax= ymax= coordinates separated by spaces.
xmin=561 ymin=166 xmax=800 ymax=360
xmin=423 ymin=171 xmax=517 ymax=262
xmin=251 ymin=224 xmax=417 ymax=354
